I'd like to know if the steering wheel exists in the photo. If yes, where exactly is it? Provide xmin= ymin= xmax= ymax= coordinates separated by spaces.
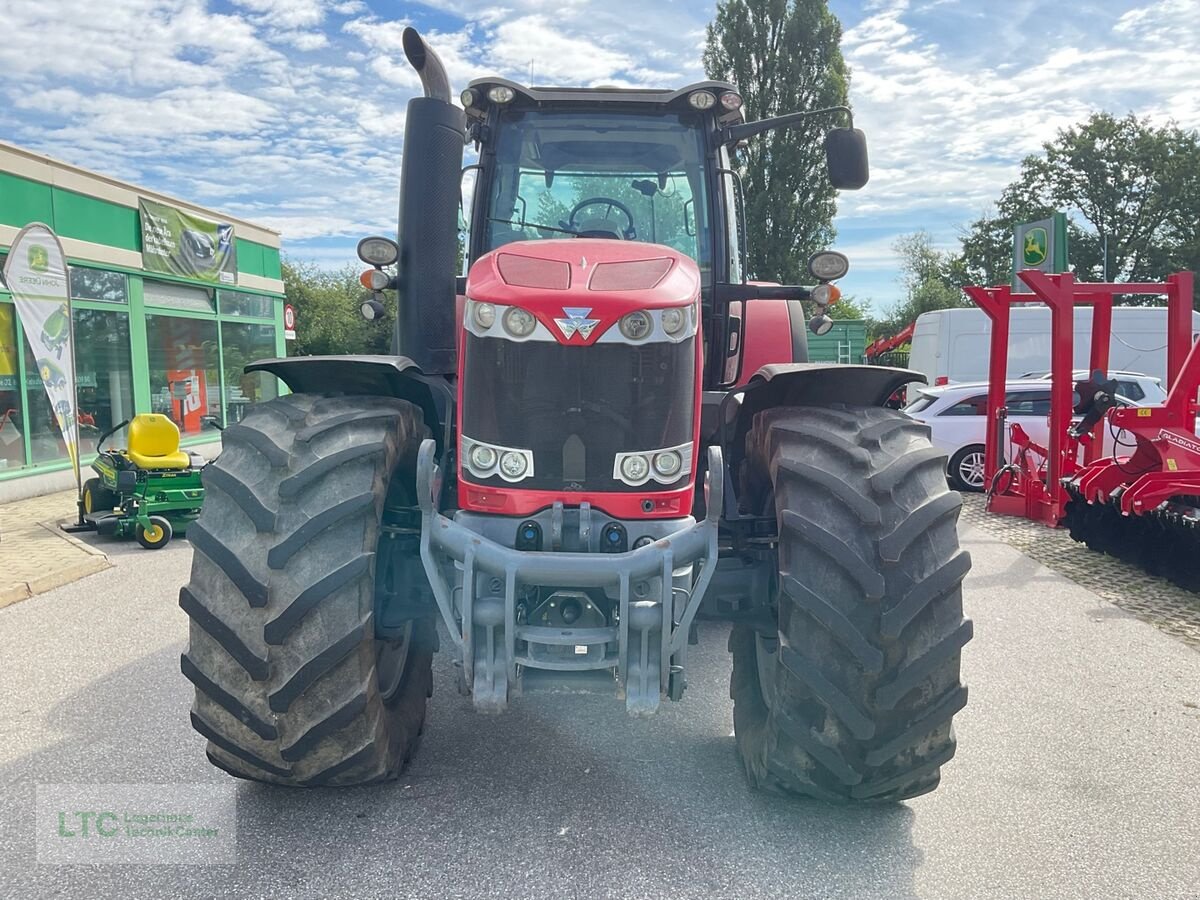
xmin=567 ymin=197 xmax=636 ymax=240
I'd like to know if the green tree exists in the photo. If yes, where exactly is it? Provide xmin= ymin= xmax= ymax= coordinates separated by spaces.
xmin=955 ymin=113 xmax=1200 ymax=306
xmin=826 ymin=293 xmax=869 ymax=320
xmin=704 ymin=0 xmax=849 ymax=283
xmin=283 ymin=258 xmax=392 ymax=357
xmin=874 ymin=231 xmax=968 ymax=339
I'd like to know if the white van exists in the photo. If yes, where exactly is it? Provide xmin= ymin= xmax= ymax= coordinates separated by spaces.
xmin=907 ymin=306 xmax=1200 ymax=386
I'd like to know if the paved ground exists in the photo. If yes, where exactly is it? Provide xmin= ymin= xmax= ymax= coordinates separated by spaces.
xmin=0 ymin=490 xmax=109 ymax=607
xmin=1 ymin=519 xmax=1198 ymax=899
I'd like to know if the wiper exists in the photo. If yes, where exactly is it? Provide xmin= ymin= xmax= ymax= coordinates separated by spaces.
xmin=487 ymin=217 xmax=577 ymax=237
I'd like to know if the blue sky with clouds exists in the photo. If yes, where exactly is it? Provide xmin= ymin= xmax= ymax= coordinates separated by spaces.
xmin=2 ymin=0 xmax=1197 ymax=313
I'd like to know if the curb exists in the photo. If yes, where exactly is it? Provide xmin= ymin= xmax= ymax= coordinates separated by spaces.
xmin=0 ymin=522 xmax=112 ymax=610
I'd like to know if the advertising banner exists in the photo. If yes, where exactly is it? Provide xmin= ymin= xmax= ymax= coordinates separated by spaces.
xmin=2 ymin=223 xmax=81 ymax=487
xmin=139 ymin=198 xmax=237 ymax=285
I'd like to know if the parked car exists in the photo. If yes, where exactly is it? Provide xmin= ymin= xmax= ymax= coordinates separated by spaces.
xmin=1019 ymin=370 xmax=1167 ymax=405
xmin=904 ymin=379 xmax=1143 ymax=492
xmin=907 ymin=306 xmax=1200 ymax=387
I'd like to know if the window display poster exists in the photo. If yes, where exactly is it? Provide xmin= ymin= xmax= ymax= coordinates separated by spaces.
xmin=2 ymin=223 xmax=80 ymax=488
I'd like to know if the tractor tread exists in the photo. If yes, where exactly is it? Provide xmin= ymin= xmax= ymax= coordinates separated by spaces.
xmin=180 ymin=653 xmax=277 ymax=741
xmin=267 ymin=492 xmax=376 ymax=570
xmin=264 ymin=554 xmax=371 ymax=645
xmin=200 ymin=465 xmax=277 ymax=533
xmin=221 ymin=423 xmax=290 ymax=468
xmin=181 ymin=394 xmax=434 ymax=787
xmin=279 ymin=443 xmax=387 ymax=499
xmin=191 ymin=712 xmax=292 ymax=778
xmin=187 ymin=522 xmax=269 ymax=608
xmin=179 ymin=586 xmax=270 ymax=681
xmin=780 ymin=573 xmax=884 ymax=673
xmin=731 ymin=404 xmax=972 ymax=803
xmin=268 ymin=622 xmax=367 ymax=713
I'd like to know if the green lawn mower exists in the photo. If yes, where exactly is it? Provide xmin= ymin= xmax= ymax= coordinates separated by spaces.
xmin=79 ymin=413 xmax=206 ymax=549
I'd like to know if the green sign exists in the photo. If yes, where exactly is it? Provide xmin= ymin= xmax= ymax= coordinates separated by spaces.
xmin=139 ymin=198 xmax=237 ymax=285
xmin=1013 ymin=213 xmax=1068 ymax=292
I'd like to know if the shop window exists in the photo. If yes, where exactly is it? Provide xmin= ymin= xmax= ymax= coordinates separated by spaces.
xmin=144 ymin=280 xmax=214 ymax=312
xmin=220 ymin=321 xmax=278 ymax=424
xmin=147 ymin=315 xmax=221 ymax=437
xmin=24 ymin=308 xmax=134 ymax=464
xmin=219 ymin=290 xmax=273 ymax=318
xmin=0 ymin=304 xmax=23 ymax=471
xmin=70 ymin=267 xmax=128 ymax=303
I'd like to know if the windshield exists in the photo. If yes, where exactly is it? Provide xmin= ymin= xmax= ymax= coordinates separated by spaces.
xmin=481 ymin=110 xmax=713 ymax=282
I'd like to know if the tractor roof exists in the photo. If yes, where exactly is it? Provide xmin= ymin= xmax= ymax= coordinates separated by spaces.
xmin=464 ymin=77 xmax=745 ymax=124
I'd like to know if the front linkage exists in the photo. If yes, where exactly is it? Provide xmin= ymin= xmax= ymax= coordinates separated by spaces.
xmin=416 ymin=440 xmax=723 ymax=716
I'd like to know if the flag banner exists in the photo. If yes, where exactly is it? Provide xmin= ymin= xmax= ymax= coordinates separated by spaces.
xmin=2 ymin=223 xmax=81 ymax=484
xmin=139 ymin=198 xmax=237 ymax=285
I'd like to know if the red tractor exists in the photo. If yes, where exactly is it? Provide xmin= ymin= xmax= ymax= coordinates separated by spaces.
xmin=180 ymin=30 xmax=972 ymax=802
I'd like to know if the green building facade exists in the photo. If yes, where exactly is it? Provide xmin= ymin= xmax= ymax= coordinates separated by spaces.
xmin=807 ymin=319 xmax=867 ymax=365
xmin=0 ymin=141 xmax=286 ymax=501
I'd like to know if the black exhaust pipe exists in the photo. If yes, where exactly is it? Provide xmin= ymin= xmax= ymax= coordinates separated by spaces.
xmin=394 ymin=28 xmax=465 ymax=374
xmin=402 ymin=27 xmax=451 ymax=103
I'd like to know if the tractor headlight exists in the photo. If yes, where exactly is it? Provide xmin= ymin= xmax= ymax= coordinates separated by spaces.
xmin=620 ymin=454 xmax=650 ymax=483
xmin=652 ymin=450 xmax=682 ymax=478
xmin=661 ymin=307 xmax=686 ymax=336
xmin=502 ymin=306 xmax=536 ymax=337
xmin=487 ymin=85 xmax=515 ymax=104
xmin=619 ymin=310 xmax=653 ymax=341
xmin=687 ymin=90 xmax=716 ymax=110
xmin=719 ymin=91 xmax=744 ymax=111
xmin=472 ymin=301 xmax=496 ymax=329
xmin=810 ymin=283 xmax=841 ymax=306
xmin=469 ymin=444 xmax=497 ymax=471
xmin=808 ymin=251 xmax=850 ymax=282
xmin=460 ymin=88 xmax=478 ymax=108
xmin=499 ymin=451 xmax=528 ymax=479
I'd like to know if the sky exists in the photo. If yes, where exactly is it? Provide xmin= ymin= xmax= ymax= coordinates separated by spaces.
xmin=1 ymin=0 xmax=1198 ymax=313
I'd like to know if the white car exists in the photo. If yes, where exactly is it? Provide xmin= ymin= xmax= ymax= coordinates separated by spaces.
xmin=903 ymin=380 xmax=1140 ymax=493
xmin=1020 ymin=370 xmax=1167 ymax=405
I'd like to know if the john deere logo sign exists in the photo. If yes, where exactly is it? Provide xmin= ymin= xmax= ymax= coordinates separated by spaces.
xmin=27 ymin=244 xmax=49 ymax=273
xmin=1022 ymin=227 xmax=1048 ymax=266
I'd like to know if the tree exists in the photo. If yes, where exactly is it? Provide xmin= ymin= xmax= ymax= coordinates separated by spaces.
xmin=282 ymin=258 xmax=392 ymax=357
xmin=826 ymin=293 xmax=869 ymax=320
xmin=873 ymin=231 xmax=968 ymax=339
xmin=955 ymin=113 xmax=1200 ymax=306
xmin=704 ymin=0 xmax=849 ymax=283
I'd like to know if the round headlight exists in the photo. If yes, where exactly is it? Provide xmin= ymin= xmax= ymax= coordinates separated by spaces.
xmin=499 ymin=451 xmax=528 ymax=479
xmin=487 ymin=85 xmax=515 ymax=104
xmin=687 ymin=91 xmax=716 ymax=110
xmin=360 ymin=298 xmax=384 ymax=321
xmin=811 ymin=283 xmax=841 ymax=306
xmin=472 ymin=301 xmax=496 ymax=329
xmin=469 ymin=443 xmax=497 ymax=471
xmin=460 ymin=88 xmax=478 ymax=108
xmin=808 ymin=251 xmax=850 ymax=282
xmin=356 ymin=236 xmax=399 ymax=267
xmin=619 ymin=310 xmax=653 ymax=341
xmin=719 ymin=91 xmax=743 ymax=111
xmin=620 ymin=454 xmax=650 ymax=483
xmin=652 ymin=450 xmax=682 ymax=478
xmin=661 ymin=307 xmax=686 ymax=335
xmin=503 ymin=306 xmax=536 ymax=337
xmin=809 ymin=314 xmax=834 ymax=337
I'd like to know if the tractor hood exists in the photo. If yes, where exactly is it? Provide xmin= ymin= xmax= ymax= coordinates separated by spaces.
xmin=464 ymin=239 xmax=701 ymax=347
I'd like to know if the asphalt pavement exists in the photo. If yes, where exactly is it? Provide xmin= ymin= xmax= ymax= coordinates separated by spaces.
xmin=1 ymin=521 xmax=1198 ymax=899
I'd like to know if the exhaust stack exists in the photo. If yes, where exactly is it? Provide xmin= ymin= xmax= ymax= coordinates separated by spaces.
xmin=402 ymin=27 xmax=452 ymax=103
xmin=394 ymin=28 xmax=465 ymax=374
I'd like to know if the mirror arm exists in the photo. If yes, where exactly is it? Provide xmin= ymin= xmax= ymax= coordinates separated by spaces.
xmin=715 ymin=283 xmax=811 ymax=302
xmin=721 ymin=106 xmax=854 ymax=145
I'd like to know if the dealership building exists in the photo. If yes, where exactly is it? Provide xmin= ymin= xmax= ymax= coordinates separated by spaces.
xmin=0 ymin=141 xmax=287 ymax=501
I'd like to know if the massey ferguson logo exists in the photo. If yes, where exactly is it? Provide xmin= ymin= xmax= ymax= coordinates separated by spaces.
xmin=555 ymin=307 xmax=600 ymax=340
xmin=1159 ymin=429 xmax=1200 ymax=456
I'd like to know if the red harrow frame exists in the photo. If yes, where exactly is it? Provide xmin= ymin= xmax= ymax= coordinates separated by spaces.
xmin=965 ymin=270 xmax=1199 ymax=590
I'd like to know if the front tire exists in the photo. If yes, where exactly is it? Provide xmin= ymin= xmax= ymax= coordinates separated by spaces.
xmin=137 ymin=515 xmax=173 ymax=549
xmin=732 ymin=405 xmax=972 ymax=803
xmin=180 ymin=393 xmax=433 ymax=786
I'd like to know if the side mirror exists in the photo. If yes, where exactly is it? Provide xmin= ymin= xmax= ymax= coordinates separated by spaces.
xmin=825 ymin=128 xmax=869 ymax=190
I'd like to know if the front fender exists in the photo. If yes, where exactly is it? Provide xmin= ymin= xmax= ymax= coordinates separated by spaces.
xmin=247 ymin=355 xmax=451 ymax=450
xmin=720 ymin=363 xmax=926 ymax=470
